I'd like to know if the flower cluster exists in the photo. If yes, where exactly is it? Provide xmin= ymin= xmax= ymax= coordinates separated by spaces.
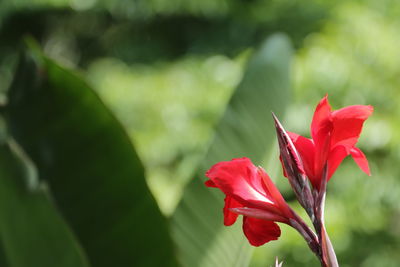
xmin=204 ymin=96 xmax=373 ymax=266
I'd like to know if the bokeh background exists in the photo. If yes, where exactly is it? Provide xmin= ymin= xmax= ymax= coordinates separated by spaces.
xmin=0 ymin=0 xmax=399 ymax=266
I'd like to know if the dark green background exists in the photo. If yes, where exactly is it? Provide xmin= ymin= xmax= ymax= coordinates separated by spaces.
xmin=0 ymin=0 xmax=399 ymax=266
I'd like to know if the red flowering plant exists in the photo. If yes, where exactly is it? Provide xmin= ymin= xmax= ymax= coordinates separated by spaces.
xmin=205 ymin=96 xmax=373 ymax=267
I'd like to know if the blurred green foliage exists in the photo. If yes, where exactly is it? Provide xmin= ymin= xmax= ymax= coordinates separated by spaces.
xmin=1 ymin=0 xmax=400 ymax=266
xmin=171 ymin=34 xmax=292 ymax=267
xmin=5 ymin=42 xmax=178 ymax=267
xmin=0 ymin=141 xmax=89 ymax=267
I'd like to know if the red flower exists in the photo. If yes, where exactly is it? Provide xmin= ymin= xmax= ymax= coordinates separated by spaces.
xmin=287 ymin=96 xmax=373 ymax=190
xmin=205 ymin=157 xmax=294 ymax=246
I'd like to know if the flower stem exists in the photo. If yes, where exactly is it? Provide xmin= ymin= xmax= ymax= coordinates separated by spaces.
xmin=289 ymin=211 xmax=322 ymax=263
xmin=320 ymin=223 xmax=339 ymax=267
xmin=313 ymin=164 xmax=339 ymax=267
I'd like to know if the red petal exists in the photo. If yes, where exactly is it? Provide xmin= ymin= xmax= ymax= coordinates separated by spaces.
xmin=331 ymin=105 xmax=373 ymax=148
xmin=205 ymin=179 xmax=217 ymax=187
xmin=350 ymin=147 xmax=371 ymax=175
xmin=242 ymin=217 xmax=281 ymax=247
xmin=230 ymin=207 xmax=287 ymax=223
xmin=205 ymin=158 xmax=277 ymax=211
xmin=257 ymin=168 xmax=293 ymax=219
xmin=327 ymin=145 xmax=348 ymax=181
xmin=311 ymin=95 xmax=332 ymax=141
xmin=310 ymin=96 xmax=333 ymax=179
xmin=223 ymin=196 xmax=242 ymax=226
xmin=332 ymin=105 xmax=374 ymax=120
xmin=288 ymin=132 xmax=316 ymax=185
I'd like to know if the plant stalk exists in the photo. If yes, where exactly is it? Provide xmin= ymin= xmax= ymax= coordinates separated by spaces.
xmin=313 ymin=165 xmax=339 ymax=267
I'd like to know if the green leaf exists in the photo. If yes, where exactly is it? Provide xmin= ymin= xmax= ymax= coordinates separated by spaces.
xmin=171 ymin=33 xmax=293 ymax=267
xmin=0 ymin=243 xmax=9 ymax=267
xmin=0 ymin=140 xmax=89 ymax=267
xmin=6 ymin=40 xmax=179 ymax=267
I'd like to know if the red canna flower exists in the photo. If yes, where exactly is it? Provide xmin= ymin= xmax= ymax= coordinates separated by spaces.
xmin=205 ymin=157 xmax=295 ymax=246
xmin=287 ymin=95 xmax=373 ymax=190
